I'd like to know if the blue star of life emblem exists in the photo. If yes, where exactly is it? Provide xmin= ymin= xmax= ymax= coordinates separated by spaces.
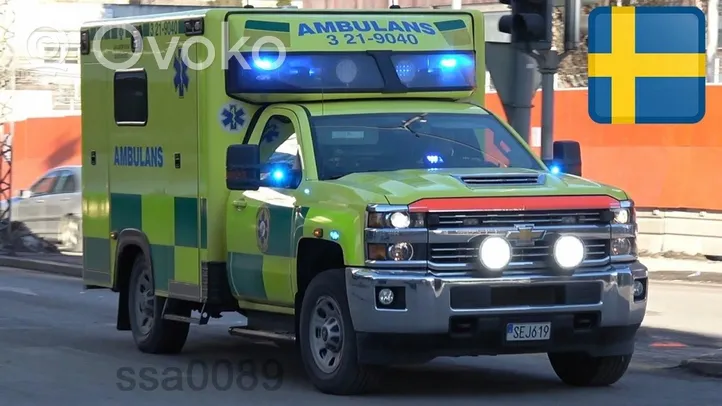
xmin=257 ymin=206 xmax=270 ymax=252
xmin=221 ymin=103 xmax=246 ymax=132
xmin=173 ymin=49 xmax=189 ymax=98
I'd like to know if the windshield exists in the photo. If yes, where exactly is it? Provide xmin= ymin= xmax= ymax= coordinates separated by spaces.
xmin=309 ymin=113 xmax=543 ymax=180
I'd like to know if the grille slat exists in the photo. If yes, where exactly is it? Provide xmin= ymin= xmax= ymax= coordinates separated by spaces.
xmin=431 ymin=209 xmax=608 ymax=228
xmin=430 ymin=238 xmax=610 ymax=265
xmin=457 ymin=174 xmax=542 ymax=186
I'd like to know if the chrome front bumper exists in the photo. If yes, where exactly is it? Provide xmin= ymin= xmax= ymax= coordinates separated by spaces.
xmin=346 ymin=262 xmax=648 ymax=334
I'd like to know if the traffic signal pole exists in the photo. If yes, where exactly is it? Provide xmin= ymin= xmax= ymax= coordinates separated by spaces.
xmin=538 ymin=50 xmax=560 ymax=162
xmin=497 ymin=0 xmax=582 ymax=162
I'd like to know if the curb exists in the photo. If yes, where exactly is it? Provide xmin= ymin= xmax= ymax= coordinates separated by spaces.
xmin=648 ymin=271 xmax=722 ymax=285
xmin=680 ymin=355 xmax=722 ymax=378
xmin=0 ymin=256 xmax=82 ymax=278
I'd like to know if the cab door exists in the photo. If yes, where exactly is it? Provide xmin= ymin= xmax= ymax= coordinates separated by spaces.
xmin=226 ymin=108 xmax=306 ymax=307
xmin=13 ymin=170 xmax=61 ymax=237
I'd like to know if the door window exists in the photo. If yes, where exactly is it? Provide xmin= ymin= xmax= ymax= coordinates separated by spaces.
xmin=29 ymin=172 xmax=60 ymax=196
xmin=55 ymin=172 xmax=78 ymax=194
xmin=258 ymin=115 xmax=301 ymax=189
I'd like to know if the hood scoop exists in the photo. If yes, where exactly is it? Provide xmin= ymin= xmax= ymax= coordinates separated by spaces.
xmin=454 ymin=173 xmax=545 ymax=187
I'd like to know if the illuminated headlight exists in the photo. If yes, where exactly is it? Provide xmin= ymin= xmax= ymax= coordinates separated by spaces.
xmin=553 ymin=235 xmax=585 ymax=269
xmin=368 ymin=211 xmax=425 ymax=228
xmin=613 ymin=209 xmax=630 ymax=224
xmin=478 ymin=236 xmax=512 ymax=271
xmin=389 ymin=212 xmax=410 ymax=228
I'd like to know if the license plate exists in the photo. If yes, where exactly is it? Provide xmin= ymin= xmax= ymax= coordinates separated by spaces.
xmin=506 ymin=322 xmax=551 ymax=341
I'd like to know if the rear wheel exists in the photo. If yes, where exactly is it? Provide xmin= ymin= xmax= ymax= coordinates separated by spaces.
xmin=299 ymin=270 xmax=378 ymax=395
xmin=128 ymin=254 xmax=190 ymax=354
xmin=548 ymin=352 xmax=632 ymax=387
xmin=59 ymin=215 xmax=82 ymax=252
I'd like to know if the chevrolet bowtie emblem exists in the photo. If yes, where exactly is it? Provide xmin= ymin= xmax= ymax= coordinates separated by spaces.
xmin=506 ymin=225 xmax=545 ymax=246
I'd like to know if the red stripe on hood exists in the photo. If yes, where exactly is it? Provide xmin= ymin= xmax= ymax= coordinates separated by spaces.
xmin=408 ymin=195 xmax=620 ymax=212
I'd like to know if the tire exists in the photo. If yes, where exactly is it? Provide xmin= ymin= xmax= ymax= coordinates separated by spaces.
xmin=127 ymin=254 xmax=190 ymax=354
xmin=59 ymin=215 xmax=83 ymax=252
xmin=548 ymin=352 xmax=632 ymax=387
xmin=299 ymin=269 xmax=378 ymax=395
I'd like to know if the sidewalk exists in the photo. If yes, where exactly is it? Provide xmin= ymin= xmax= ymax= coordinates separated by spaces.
xmin=641 ymin=257 xmax=722 ymax=284
xmin=680 ymin=350 xmax=722 ymax=378
xmin=1 ymin=252 xmax=721 ymax=281
xmin=0 ymin=252 xmax=82 ymax=277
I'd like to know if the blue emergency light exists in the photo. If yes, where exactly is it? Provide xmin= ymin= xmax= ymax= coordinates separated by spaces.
xmin=226 ymin=51 xmax=475 ymax=94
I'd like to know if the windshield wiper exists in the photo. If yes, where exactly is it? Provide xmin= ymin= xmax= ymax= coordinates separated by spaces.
xmin=385 ymin=115 xmax=507 ymax=168
xmin=401 ymin=113 xmax=427 ymax=137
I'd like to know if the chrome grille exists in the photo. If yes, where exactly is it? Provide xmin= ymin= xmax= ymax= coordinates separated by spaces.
xmin=429 ymin=238 xmax=610 ymax=265
xmin=429 ymin=210 xmax=608 ymax=228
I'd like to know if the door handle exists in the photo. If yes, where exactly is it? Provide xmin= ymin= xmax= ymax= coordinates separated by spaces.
xmin=35 ymin=200 xmax=44 ymax=203
xmin=60 ymin=198 xmax=70 ymax=201
xmin=232 ymin=199 xmax=247 ymax=210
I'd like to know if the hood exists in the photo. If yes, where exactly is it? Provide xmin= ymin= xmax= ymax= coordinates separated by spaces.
xmin=328 ymin=168 xmax=628 ymax=205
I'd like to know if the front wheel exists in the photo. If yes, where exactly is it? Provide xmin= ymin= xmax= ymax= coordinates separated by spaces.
xmin=548 ymin=352 xmax=632 ymax=387
xmin=299 ymin=270 xmax=378 ymax=395
xmin=127 ymin=254 xmax=190 ymax=354
xmin=59 ymin=215 xmax=82 ymax=252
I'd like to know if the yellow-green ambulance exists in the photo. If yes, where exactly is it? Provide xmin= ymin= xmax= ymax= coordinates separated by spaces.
xmin=80 ymin=6 xmax=647 ymax=395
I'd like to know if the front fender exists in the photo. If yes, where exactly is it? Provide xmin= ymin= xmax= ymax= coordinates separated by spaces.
xmin=297 ymin=205 xmax=366 ymax=266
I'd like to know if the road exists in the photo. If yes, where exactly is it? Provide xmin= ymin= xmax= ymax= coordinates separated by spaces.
xmin=0 ymin=267 xmax=720 ymax=406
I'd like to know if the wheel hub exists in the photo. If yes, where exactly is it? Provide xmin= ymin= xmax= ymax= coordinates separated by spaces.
xmin=134 ymin=266 xmax=155 ymax=336
xmin=309 ymin=296 xmax=344 ymax=374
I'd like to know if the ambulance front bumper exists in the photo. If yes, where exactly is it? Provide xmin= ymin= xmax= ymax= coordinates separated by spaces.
xmin=346 ymin=262 xmax=646 ymax=331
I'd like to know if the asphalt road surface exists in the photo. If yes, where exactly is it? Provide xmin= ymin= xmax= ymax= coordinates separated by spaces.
xmin=1 ymin=267 xmax=720 ymax=406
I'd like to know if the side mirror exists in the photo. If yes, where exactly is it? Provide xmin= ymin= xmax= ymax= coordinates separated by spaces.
xmin=545 ymin=141 xmax=582 ymax=177
xmin=19 ymin=190 xmax=31 ymax=198
xmin=226 ymin=144 xmax=262 ymax=191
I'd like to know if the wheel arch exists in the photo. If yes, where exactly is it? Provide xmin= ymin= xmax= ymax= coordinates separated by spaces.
xmin=113 ymin=228 xmax=154 ymax=331
xmin=294 ymin=237 xmax=346 ymax=333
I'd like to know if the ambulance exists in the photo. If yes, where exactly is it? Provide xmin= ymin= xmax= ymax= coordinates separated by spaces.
xmin=80 ymin=6 xmax=648 ymax=395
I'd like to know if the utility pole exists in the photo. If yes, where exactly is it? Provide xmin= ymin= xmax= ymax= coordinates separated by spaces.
xmin=497 ymin=0 xmax=582 ymax=164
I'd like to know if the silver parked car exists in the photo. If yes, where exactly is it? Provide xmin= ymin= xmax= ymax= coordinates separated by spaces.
xmin=8 ymin=165 xmax=82 ymax=251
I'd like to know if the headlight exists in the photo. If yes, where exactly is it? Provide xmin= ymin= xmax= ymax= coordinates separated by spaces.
xmin=613 ymin=208 xmax=630 ymax=224
xmin=553 ymin=235 xmax=585 ymax=269
xmin=367 ymin=242 xmax=421 ymax=261
xmin=612 ymin=200 xmax=635 ymax=224
xmin=368 ymin=211 xmax=425 ymax=228
xmin=387 ymin=242 xmax=413 ymax=261
xmin=611 ymin=200 xmax=637 ymax=262
xmin=611 ymin=238 xmax=633 ymax=256
xmin=389 ymin=212 xmax=410 ymax=228
xmin=478 ymin=236 xmax=512 ymax=271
